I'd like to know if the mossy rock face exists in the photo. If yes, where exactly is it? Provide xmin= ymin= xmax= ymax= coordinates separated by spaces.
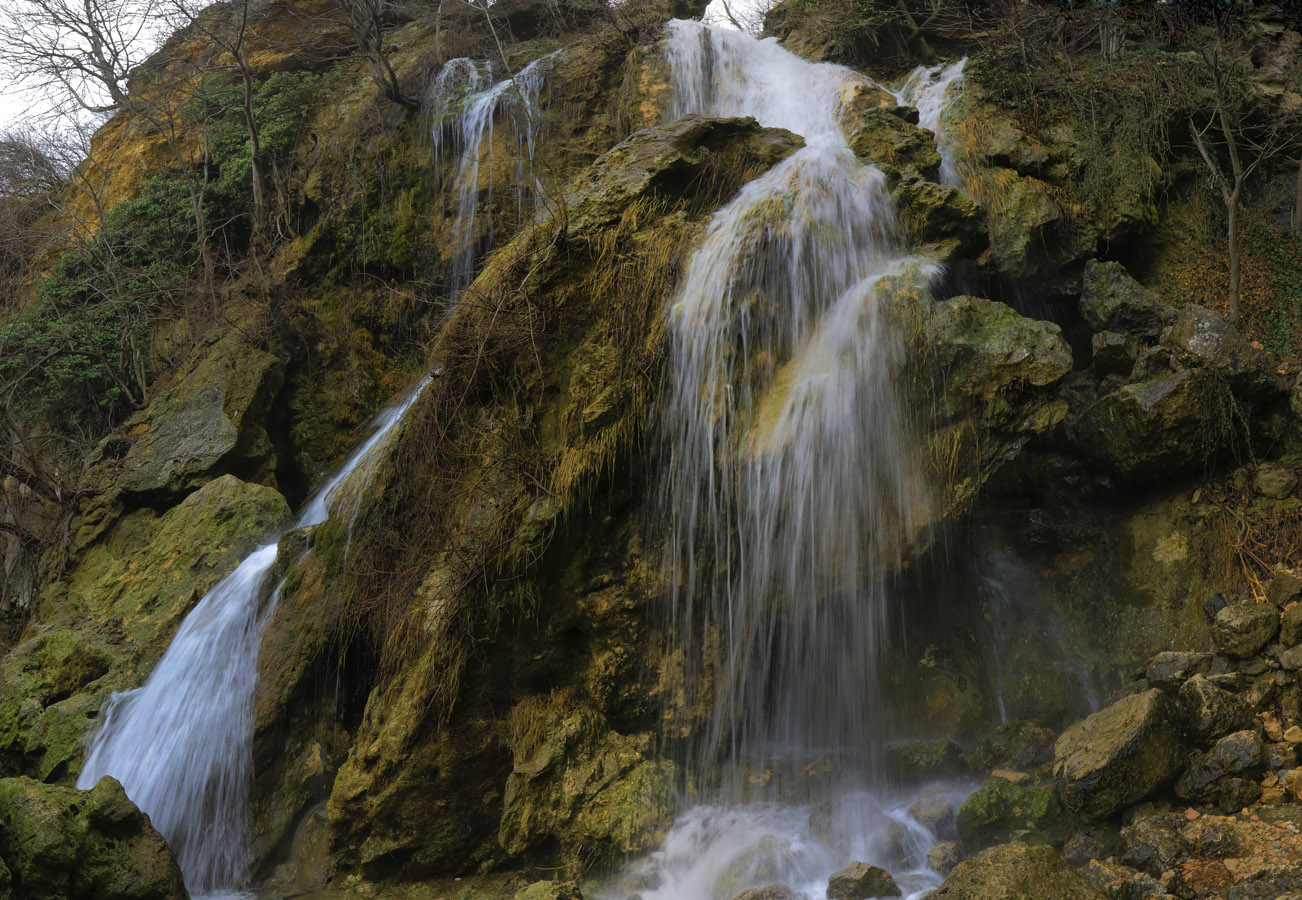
xmin=932 ymin=843 xmax=1107 ymax=900
xmin=942 ymin=71 xmax=1164 ymax=285
xmin=324 ymin=110 xmax=802 ymax=882
xmin=498 ymin=700 xmax=679 ymax=866
xmin=0 ymin=475 xmax=290 ymax=782
xmin=1080 ymin=260 xmax=1176 ymax=338
xmin=565 ymin=114 xmax=803 ymax=233
xmin=90 ymin=334 xmax=282 ymax=505
xmin=911 ymin=294 xmax=1071 ymax=519
xmin=931 ymin=296 xmax=1073 ymax=414
xmin=956 ymin=776 xmax=1076 ymax=853
xmin=0 ymin=775 xmax=187 ymax=900
xmin=848 ymin=109 xmax=942 ymax=180
xmin=892 ymin=180 xmax=987 ymax=261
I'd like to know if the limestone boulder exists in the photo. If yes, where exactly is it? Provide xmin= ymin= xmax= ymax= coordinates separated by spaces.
xmin=826 ymin=862 xmax=900 ymax=899
xmin=1145 ymin=651 xmax=1214 ymax=691
xmin=1175 ymin=729 xmax=1265 ymax=807
xmin=1079 ymin=260 xmax=1177 ymax=338
xmin=931 ymin=843 xmax=1107 ymax=900
xmin=1163 ymin=305 xmax=1283 ymax=400
xmin=1053 ymin=689 xmax=1184 ymax=820
xmin=1066 ymin=368 xmax=1232 ymax=482
xmin=1213 ymin=603 xmax=1280 ymax=658
xmin=0 ymin=775 xmax=187 ymax=900
xmin=1118 ymin=814 xmax=1187 ymax=877
xmin=730 ymin=886 xmax=795 ymax=900
xmin=112 ymin=333 xmax=282 ymax=500
xmin=1283 ymin=603 xmax=1302 ymax=648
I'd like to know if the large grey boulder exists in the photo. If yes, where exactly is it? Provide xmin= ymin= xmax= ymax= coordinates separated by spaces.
xmin=1053 ymin=689 xmax=1184 ymax=820
xmin=931 ymin=843 xmax=1107 ymax=900
xmin=1163 ymin=305 xmax=1283 ymax=399
xmin=1080 ymin=260 xmax=1177 ymax=338
xmin=1212 ymin=603 xmax=1280 ymax=658
xmin=1179 ymin=674 xmax=1254 ymax=743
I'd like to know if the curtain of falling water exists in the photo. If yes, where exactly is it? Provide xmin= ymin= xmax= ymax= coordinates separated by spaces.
xmin=428 ymin=53 xmax=556 ymax=301
xmin=662 ymin=19 xmax=938 ymax=791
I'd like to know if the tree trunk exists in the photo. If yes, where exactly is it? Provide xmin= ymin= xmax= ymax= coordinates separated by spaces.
xmin=1227 ymin=196 xmax=1241 ymax=323
xmin=1293 ymin=157 xmax=1302 ymax=234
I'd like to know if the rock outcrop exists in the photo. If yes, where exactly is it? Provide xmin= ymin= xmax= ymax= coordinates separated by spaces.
xmin=0 ymin=775 xmax=187 ymax=900
xmin=932 ymin=843 xmax=1107 ymax=900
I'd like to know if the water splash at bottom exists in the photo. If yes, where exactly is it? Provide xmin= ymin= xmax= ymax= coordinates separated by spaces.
xmin=598 ymin=782 xmax=973 ymax=900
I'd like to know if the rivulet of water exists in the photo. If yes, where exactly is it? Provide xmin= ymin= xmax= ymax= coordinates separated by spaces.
xmin=428 ymin=53 xmax=557 ymax=300
xmin=77 ymin=380 xmax=428 ymax=898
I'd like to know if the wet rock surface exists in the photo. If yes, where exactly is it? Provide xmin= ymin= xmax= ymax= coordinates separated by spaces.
xmin=931 ymin=843 xmax=1108 ymax=899
xmin=826 ymin=862 xmax=900 ymax=899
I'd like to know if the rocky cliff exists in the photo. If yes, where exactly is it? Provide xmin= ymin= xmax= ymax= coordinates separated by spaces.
xmin=4 ymin=0 xmax=1302 ymax=898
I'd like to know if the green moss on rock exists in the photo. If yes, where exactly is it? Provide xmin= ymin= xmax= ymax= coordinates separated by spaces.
xmin=0 ymin=775 xmax=187 ymax=900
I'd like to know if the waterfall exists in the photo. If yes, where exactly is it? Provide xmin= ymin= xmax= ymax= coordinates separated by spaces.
xmin=618 ymin=22 xmax=971 ymax=900
xmin=77 ymin=381 xmax=428 ymax=898
xmin=428 ymin=53 xmax=556 ymax=300
xmin=663 ymin=17 xmax=934 ymax=791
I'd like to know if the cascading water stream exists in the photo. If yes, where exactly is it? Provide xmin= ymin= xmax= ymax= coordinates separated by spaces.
xmin=428 ymin=53 xmax=556 ymax=300
xmin=894 ymin=59 xmax=966 ymax=186
xmin=611 ymin=22 xmax=972 ymax=900
xmin=664 ymin=16 xmax=934 ymax=796
xmin=78 ymin=380 xmax=429 ymax=898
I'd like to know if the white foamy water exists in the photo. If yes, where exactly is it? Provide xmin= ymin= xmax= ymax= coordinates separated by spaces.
xmin=428 ymin=53 xmax=557 ymax=299
xmin=78 ymin=378 xmax=429 ymax=897
xmin=621 ymin=20 xmax=971 ymax=900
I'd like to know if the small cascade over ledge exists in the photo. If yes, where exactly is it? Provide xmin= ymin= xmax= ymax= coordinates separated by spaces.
xmin=427 ymin=53 xmax=557 ymax=301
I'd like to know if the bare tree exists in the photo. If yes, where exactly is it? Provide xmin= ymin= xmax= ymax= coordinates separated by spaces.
xmin=335 ymin=0 xmax=419 ymax=111
xmin=0 ymin=0 xmax=165 ymax=114
xmin=1188 ymin=47 xmax=1300 ymax=323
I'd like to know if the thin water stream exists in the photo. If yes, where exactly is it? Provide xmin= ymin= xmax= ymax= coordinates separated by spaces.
xmin=78 ymin=383 xmax=429 ymax=897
